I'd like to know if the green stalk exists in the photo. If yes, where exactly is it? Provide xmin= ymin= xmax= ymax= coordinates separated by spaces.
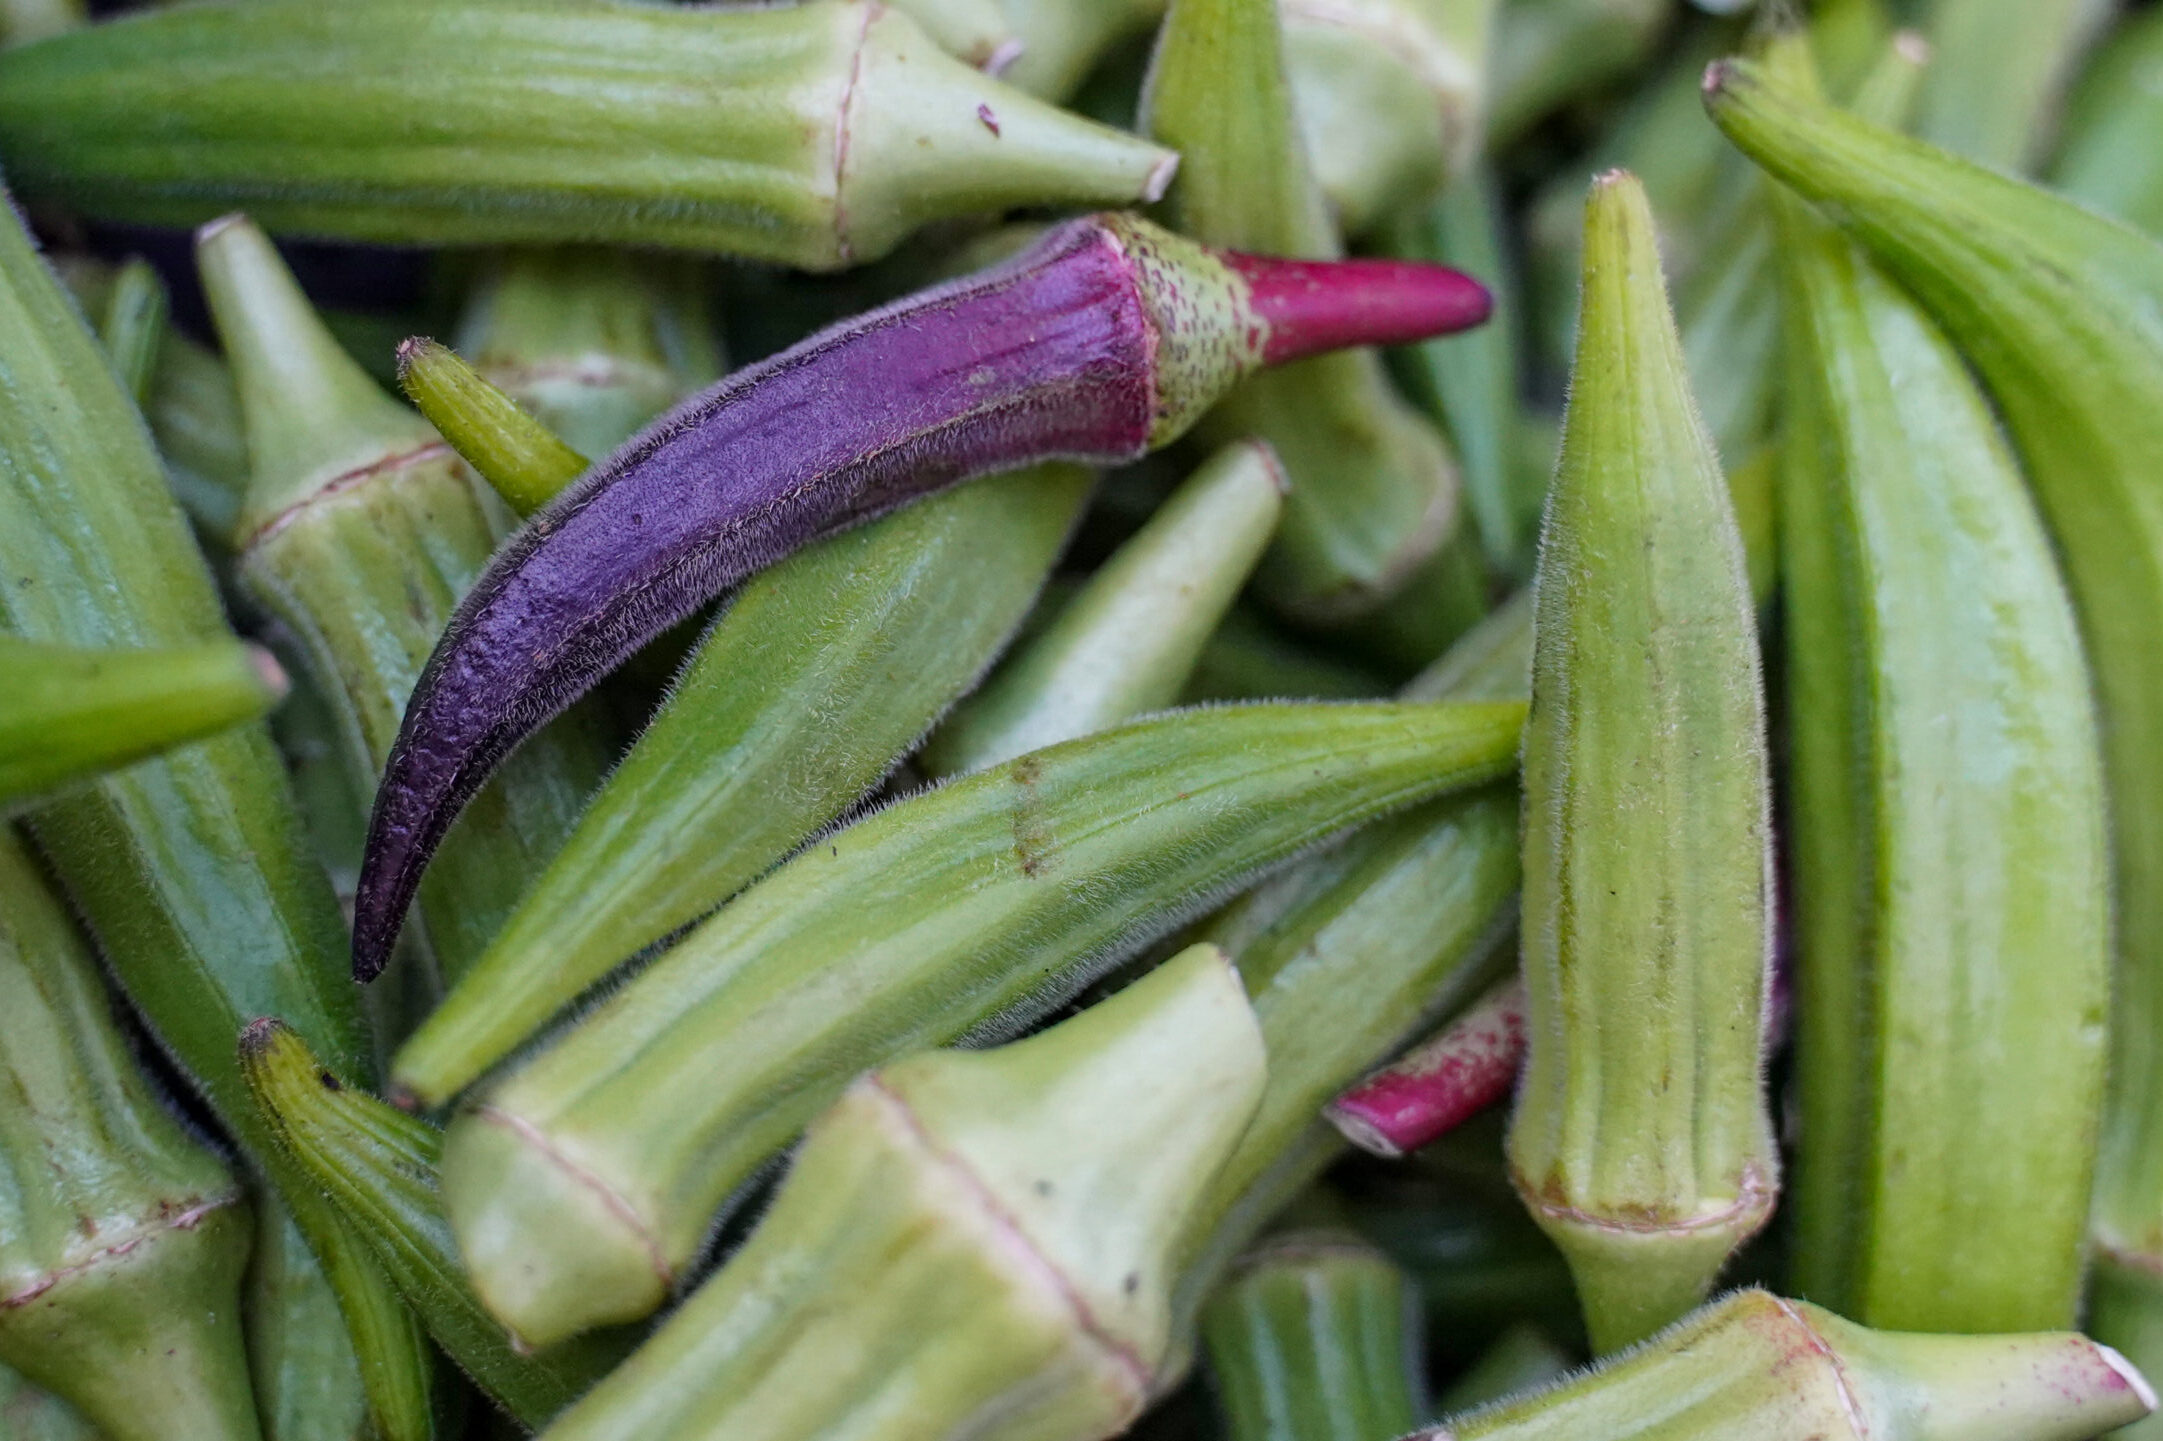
xmin=396 ymin=338 xmax=588 ymax=517
xmin=1 ymin=635 xmax=286 ymax=812
xmin=0 ymin=827 xmax=260 ymax=1441
xmin=1201 ymin=1234 xmax=1426 ymax=1441
xmin=1912 ymin=0 xmax=2111 ymax=172
xmin=1506 ymin=171 xmax=1776 ymax=1355
xmin=1414 ymin=1290 xmax=2154 ymax=1441
xmin=0 ymin=0 xmax=1176 ymax=270
xmin=1142 ymin=0 xmax=1462 ymax=624
xmin=2051 ymin=6 xmax=2163 ymax=236
xmin=201 ymin=215 xmax=609 ymax=997
xmin=440 ymin=699 xmax=1524 ymax=1347
xmin=0 ymin=190 xmax=430 ymax=1441
xmin=924 ymin=440 xmax=1284 ymax=775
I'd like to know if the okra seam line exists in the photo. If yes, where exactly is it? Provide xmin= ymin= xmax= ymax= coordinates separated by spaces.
xmin=469 ymin=1102 xmax=677 ymax=1288
xmin=1508 ymin=1157 xmax=1775 ymax=1236
xmin=830 ymin=0 xmax=873 ymax=265
xmin=0 ymin=1185 xmax=245 ymax=1309
xmin=863 ymin=1072 xmax=1156 ymax=1400
xmin=239 ymin=438 xmax=457 ymax=550
xmin=1766 ymin=1293 xmax=1869 ymax=1438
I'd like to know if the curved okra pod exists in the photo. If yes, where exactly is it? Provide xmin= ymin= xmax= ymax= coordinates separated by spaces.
xmin=2052 ymin=5 xmax=2163 ymax=236
xmin=540 ymin=944 xmax=1266 ymax=1441
xmin=1700 ymin=62 xmax=2163 ymax=1426
xmin=0 ymin=191 xmax=431 ymax=1439
xmin=0 ymin=0 xmax=1174 ymax=270
xmin=240 ymin=1021 xmax=636 ymax=1427
xmin=452 ymin=248 xmax=722 ymax=459
xmin=1506 ymin=172 xmax=1777 ymax=1355
xmin=0 ymin=635 xmax=286 ymax=811
xmin=923 ymin=439 xmax=1284 ymax=776
xmin=351 ymin=210 xmax=1490 ymax=985
xmin=1410 ymin=1290 xmax=2155 ymax=1441
xmin=440 ymin=699 xmax=1523 ymax=1347
xmin=0 ymin=828 xmax=259 ymax=1441
xmin=1911 ymin=0 xmax=2110 ymax=172
xmin=1142 ymin=0 xmax=1464 ymax=626
xmin=1772 ymin=83 xmax=2108 ymax=1331
xmin=1327 ymin=976 xmax=1527 ymax=1160
xmin=1201 ymin=1234 xmax=1426 ymax=1441
xmin=396 ymin=338 xmax=590 ymax=518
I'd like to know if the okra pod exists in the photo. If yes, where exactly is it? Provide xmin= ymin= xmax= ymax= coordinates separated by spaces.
xmin=1506 ymin=171 xmax=1776 ymax=1355
xmin=540 ymin=943 xmax=1267 ymax=1441
xmin=1327 ymin=976 xmax=1527 ymax=1160
xmin=95 ymin=257 xmax=165 ymax=408
xmin=1201 ymin=1234 xmax=1425 ymax=1441
xmin=0 ymin=828 xmax=259 ymax=1441
xmin=1142 ymin=0 xmax=1464 ymax=624
xmin=1410 ymin=1289 xmax=2154 ymax=1441
xmin=452 ymin=247 xmax=722 ymax=459
xmin=0 ymin=1367 xmax=100 ymax=1441
xmin=1 ymin=635 xmax=286 ymax=811
xmin=241 ymin=1021 xmax=637 ymax=1426
xmin=1435 ymin=1324 xmax=1573 ymax=1412
xmin=396 ymin=338 xmax=589 ymax=519
xmin=0 ymin=191 xmax=431 ymax=1441
xmin=202 ymin=216 xmax=609 ymax=996
xmin=0 ymin=0 xmax=1176 ymax=270
xmin=352 ymin=210 xmax=1489 ymax=985
xmin=890 ymin=0 xmax=1022 ymax=69
xmin=244 ymin=1203 xmax=370 ymax=1441
xmin=1912 ymin=0 xmax=2111 ymax=172
xmin=2051 ymin=5 xmax=2163 ymax=236
xmin=924 ymin=440 xmax=1283 ymax=775
xmin=1488 ymin=0 xmax=1672 ymax=148
xmin=1179 ymin=606 xmax=1390 ymax=703
xmin=441 ymin=699 xmax=1523 ymax=1346
xmin=1700 ymin=62 xmax=2163 ymax=1424
xmin=996 ymin=0 xmax=1167 ymax=99
xmin=1771 ymin=79 xmax=2108 ymax=1331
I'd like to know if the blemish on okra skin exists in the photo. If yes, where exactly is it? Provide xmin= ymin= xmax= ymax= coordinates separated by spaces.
xmin=1010 ymin=753 xmax=1057 ymax=878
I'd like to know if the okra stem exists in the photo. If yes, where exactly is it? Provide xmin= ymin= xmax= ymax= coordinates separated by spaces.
xmin=395 ymin=338 xmax=589 ymax=518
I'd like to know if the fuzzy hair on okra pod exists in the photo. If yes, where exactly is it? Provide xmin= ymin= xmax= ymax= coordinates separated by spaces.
xmin=350 ymin=209 xmax=1491 ymax=986
xmin=1699 ymin=62 xmax=2163 ymax=1432
xmin=538 ymin=943 xmax=1267 ymax=1441
xmin=1506 ymin=170 xmax=1777 ymax=1356
xmin=0 ymin=0 xmax=1177 ymax=270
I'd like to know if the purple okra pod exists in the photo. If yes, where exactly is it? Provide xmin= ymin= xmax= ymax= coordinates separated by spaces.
xmin=352 ymin=209 xmax=1491 ymax=981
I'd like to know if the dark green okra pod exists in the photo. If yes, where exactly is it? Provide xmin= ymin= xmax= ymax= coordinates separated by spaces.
xmin=245 ymin=1203 xmax=370 ymax=1441
xmin=1506 ymin=171 xmax=1777 ymax=1355
xmin=0 ymin=0 xmax=1176 ymax=269
xmin=0 ymin=827 xmax=259 ymax=1441
xmin=0 ymin=635 xmax=286 ymax=812
xmin=440 ymin=700 xmax=1524 ymax=1347
xmin=201 ymin=216 xmax=609 ymax=995
xmin=2052 ymin=5 xmax=2163 ymax=236
xmin=94 ymin=257 xmax=166 ymax=407
xmin=541 ymin=943 xmax=1266 ymax=1441
xmin=0 ymin=192 xmax=431 ymax=1441
xmin=1201 ymin=1234 xmax=1426 ymax=1441
xmin=1772 ymin=77 xmax=2108 ymax=1330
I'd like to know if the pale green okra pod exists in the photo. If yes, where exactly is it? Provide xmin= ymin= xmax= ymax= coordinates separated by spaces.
xmin=2052 ymin=5 xmax=2163 ymax=236
xmin=1911 ymin=0 xmax=2111 ymax=172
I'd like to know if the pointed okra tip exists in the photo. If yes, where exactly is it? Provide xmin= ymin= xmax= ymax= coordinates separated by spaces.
xmin=395 ymin=334 xmax=588 ymax=517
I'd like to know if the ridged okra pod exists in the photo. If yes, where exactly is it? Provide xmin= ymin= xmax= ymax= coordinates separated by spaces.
xmin=1142 ymin=0 xmax=1465 ymax=624
xmin=1772 ymin=119 xmax=2108 ymax=1330
xmin=441 ymin=700 xmax=1523 ymax=1347
xmin=1409 ymin=1289 xmax=2155 ymax=1441
xmin=0 ymin=191 xmax=431 ymax=1440
xmin=453 ymin=247 xmax=722 ymax=459
xmin=351 ymin=210 xmax=1489 ymax=986
xmin=1700 ymin=64 xmax=2163 ymax=1430
xmin=202 ymin=216 xmax=609 ymax=995
xmin=1911 ymin=0 xmax=2111 ymax=172
xmin=1201 ymin=1234 xmax=1426 ymax=1441
xmin=1506 ymin=172 xmax=1776 ymax=1355
xmin=540 ymin=943 xmax=1266 ymax=1441
xmin=2052 ymin=6 xmax=2163 ymax=237
xmin=1 ymin=635 xmax=286 ymax=811
xmin=0 ymin=0 xmax=1175 ymax=270
xmin=924 ymin=439 xmax=1283 ymax=776
xmin=241 ymin=1021 xmax=636 ymax=1427
xmin=0 ymin=828 xmax=258 ymax=1441
xmin=396 ymin=338 xmax=589 ymax=519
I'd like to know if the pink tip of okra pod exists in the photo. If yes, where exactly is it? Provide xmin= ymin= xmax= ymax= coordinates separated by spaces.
xmin=1223 ymin=252 xmax=1494 ymax=365
xmin=1327 ymin=979 xmax=1527 ymax=1158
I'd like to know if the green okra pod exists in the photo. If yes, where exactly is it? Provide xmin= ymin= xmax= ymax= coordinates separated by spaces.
xmin=241 ymin=1021 xmax=636 ymax=1427
xmin=94 ymin=257 xmax=165 ymax=408
xmin=1142 ymin=0 xmax=1462 ymax=624
xmin=1201 ymin=1233 xmax=1426 ymax=1441
xmin=1436 ymin=1324 xmax=1573 ymax=1413
xmin=0 ymin=1367 xmax=100 ymax=1441
xmin=0 ymin=0 xmax=1176 ymax=270
xmin=0 ymin=827 xmax=259 ymax=1441
xmin=1507 ymin=171 xmax=1777 ymax=1355
xmin=1699 ymin=62 xmax=2163 ymax=1431
xmin=1408 ymin=1289 xmax=2155 ymax=1441
xmin=202 ymin=215 xmax=609 ymax=996
xmin=1912 ymin=0 xmax=2111 ymax=172
xmin=2051 ymin=5 xmax=2163 ymax=237
xmin=396 ymin=338 xmax=588 ymax=519
xmin=244 ymin=1203 xmax=370 ymax=1441
xmin=440 ymin=699 xmax=1524 ymax=1347
xmin=452 ymin=247 xmax=722 ymax=459
xmin=0 ymin=635 xmax=286 ymax=812
xmin=0 ymin=191 xmax=431 ymax=1441
xmin=1179 ymin=606 xmax=1390 ymax=703
xmin=924 ymin=439 xmax=1284 ymax=776
xmin=996 ymin=0 xmax=1168 ymax=99
xmin=1772 ymin=88 xmax=2108 ymax=1331
xmin=1487 ymin=0 xmax=1672 ymax=148
xmin=540 ymin=943 xmax=1267 ymax=1441
xmin=890 ymin=0 xmax=1023 ymax=69
xmin=392 ymin=462 xmax=1093 ymax=1108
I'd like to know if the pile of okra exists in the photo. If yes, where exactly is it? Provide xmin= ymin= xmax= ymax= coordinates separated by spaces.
xmin=6 ymin=0 xmax=2163 ymax=1437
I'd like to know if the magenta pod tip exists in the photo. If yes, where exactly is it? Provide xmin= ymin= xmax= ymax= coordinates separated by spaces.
xmin=1223 ymin=252 xmax=1494 ymax=366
